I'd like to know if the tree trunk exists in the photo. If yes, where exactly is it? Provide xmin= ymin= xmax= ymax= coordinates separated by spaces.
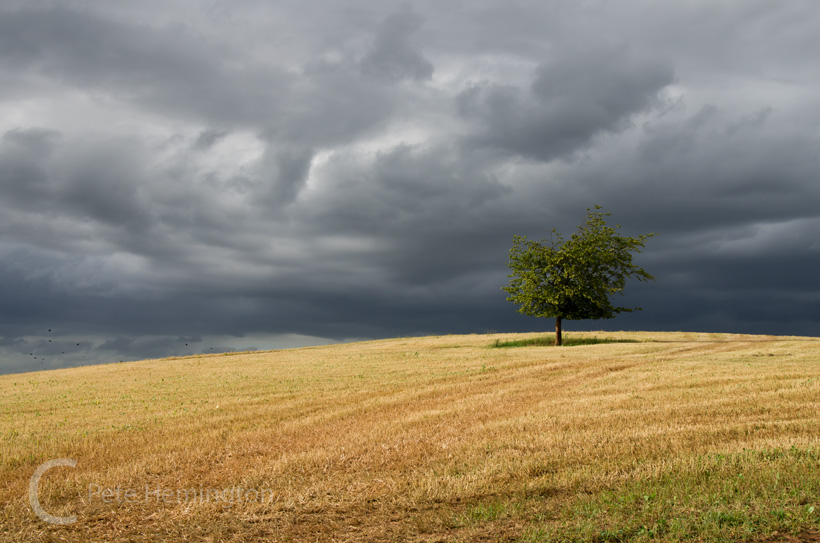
xmin=555 ymin=316 xmax=562 ymax=346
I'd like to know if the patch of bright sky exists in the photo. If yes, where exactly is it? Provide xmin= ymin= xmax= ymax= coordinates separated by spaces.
xmin=330 ymin=121 xmax=433 ymax=159
xmin=300 ymin=149 xmax=333 ymax=195
xmin=430 ymin=53 xmax=537 ymax=92
xmin=217 ymin=332 xmax=341 ymax=353
xmin=193 ymin=130 xmax=266 ymax=174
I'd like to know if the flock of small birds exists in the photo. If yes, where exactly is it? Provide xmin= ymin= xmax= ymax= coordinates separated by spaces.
xmin=30 ymin=329 xmax=217 ymax=368
xmin=29 ymin=329 xmax=85 ymax=365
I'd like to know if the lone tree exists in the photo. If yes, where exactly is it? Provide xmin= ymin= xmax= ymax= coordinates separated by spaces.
xmin=503 ymin=206 xmax=655 ymax=346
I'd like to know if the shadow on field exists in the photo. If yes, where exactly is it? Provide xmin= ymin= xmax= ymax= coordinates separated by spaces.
xmin=766 ymin=531 xmax=820 ymax=543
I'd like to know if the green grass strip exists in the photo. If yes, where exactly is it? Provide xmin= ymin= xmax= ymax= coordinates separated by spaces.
xmin=524 ymin=446 xmax=820 ymax=542
xmin=491 ymin=336 xmax=640 ymax=348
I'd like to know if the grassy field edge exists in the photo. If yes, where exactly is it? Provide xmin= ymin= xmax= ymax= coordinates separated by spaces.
xmin=1 ymin=331 xmax=819 ymax=542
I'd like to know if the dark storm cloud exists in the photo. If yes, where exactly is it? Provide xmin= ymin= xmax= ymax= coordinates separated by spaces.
xmin=0 ymin=131 xmax=54 ymax=210
xmin=252 ymin=145 xmax=315 ymax=205
xmin=2 ymin=128 xmax=61 ymax=154
xmin=193 ymin=129 xmax=229 ymax=150
xmin=0 ymin=5 xmax=398 ymax=146
xmin=1 ymin=1 xmax=819 ymax=374
xmin=299 ymin=141 xmax=514 ymax=285
xmin=0 ymin=7 xmax=306 ymax=129
xmin=457 ymin=45 xmax=675 ymax=161
xmin=360 ymin=3 xmax=434 ymax=82
xmin=577 ymin=104 xmax=820 ymax=234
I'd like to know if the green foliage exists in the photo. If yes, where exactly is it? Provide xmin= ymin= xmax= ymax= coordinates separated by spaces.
xmin=503 ymin=206 xmax=655 ymax=323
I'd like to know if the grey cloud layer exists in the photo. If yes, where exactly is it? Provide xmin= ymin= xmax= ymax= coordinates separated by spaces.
xmin=1 ymin=1 xmax=819 ymax=373
xmin=458 ymin=46 xmax=675 ymax=161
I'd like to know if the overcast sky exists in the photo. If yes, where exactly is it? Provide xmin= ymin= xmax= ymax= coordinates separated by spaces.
xmin=2 ymin=1 xmax=819 ymax=374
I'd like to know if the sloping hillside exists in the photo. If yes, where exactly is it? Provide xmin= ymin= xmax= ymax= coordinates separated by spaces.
xmin=2 ymin=332 xmax=819 ymax=542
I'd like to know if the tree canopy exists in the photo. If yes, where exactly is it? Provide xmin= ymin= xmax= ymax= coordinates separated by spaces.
xmin=503 ymin=206 xmax=655 ymax=345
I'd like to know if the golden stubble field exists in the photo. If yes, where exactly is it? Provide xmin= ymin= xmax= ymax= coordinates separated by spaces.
xmin=1 ymin=331 xmax=819 ymax=542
